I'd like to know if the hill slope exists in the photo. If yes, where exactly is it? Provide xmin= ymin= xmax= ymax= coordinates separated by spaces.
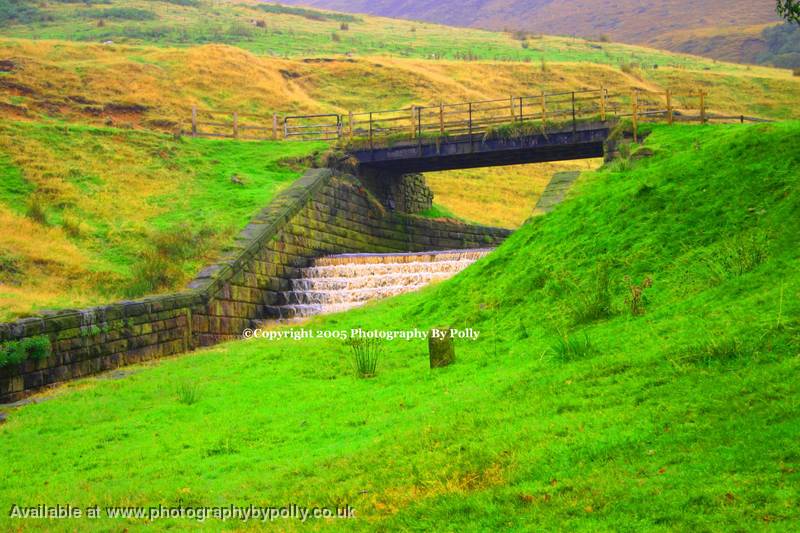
xmin=279 ymin=0 xmax=784 ymax=64
xmin=0 ymin=121 xmax=325 ymax=320
xmin=1 ymin=122 xmax=798 ymax=530
xmin=0 ymin=0 xmax=786 ymax=66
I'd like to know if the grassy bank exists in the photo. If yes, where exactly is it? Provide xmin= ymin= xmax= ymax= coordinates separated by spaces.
xmin=0 ymin=121 xmax=325 ymax=320
xmin=1 ymin=122 xmax=797 ymax=530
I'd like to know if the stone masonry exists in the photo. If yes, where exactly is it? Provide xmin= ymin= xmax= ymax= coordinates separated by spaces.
xmin=0 ymin=169 xmax=510 ymax=402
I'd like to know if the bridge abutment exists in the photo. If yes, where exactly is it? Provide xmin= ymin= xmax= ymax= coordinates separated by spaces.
xmin=357 ymin=169 xmax=433 ymax=215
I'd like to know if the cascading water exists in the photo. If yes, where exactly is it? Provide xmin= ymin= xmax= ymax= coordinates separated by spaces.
xmin=266 ymin=249 xmax=492 ymax=319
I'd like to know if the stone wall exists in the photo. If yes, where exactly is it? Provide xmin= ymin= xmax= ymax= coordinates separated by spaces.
xmin=356 ymin=170 xmax=433 ymax=214
xmin=0 ymin=169 xmax=510 ymax=402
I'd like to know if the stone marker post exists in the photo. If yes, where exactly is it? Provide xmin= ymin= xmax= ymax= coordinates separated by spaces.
xmin=429 ymin=328 xmax=455 ymax=368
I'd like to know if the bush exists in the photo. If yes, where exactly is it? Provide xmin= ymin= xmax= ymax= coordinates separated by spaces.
xmin=521 ymin=40 xmax=529 ymax=49
xmin=345 ymin=337 xmax=383 ymax=378
xmin=255 ymin=3 xmax=359 ymax=23
xmin=0 ymin=336 xmax=52 ymax=368
xmin=550 ymin=333 xmax=593 ymax=361
xmin=624 ymin=275 xmax=653 ymax=316
xmin=127 ymin=224 xmax=214 ymax=296
xmin=26 ymin=196 xmax=47 ymax=225
xmin=83 ymin=8 xmax=158 ymax=21
xmin=0 ymin=0 xmax=42 ymax=25
xmin=340 ymin=22 xmax=349 ymax=31
xmin=161 ymin=0 xmax=200 ymax=6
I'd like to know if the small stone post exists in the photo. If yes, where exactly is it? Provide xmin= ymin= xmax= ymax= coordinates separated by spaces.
xmin=429 ymin=328 xmax=455 ymax=368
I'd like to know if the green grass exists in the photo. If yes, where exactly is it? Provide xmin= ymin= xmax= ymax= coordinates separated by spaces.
xmin=0 ymin=120 xmax=326 ymax=319
xmin=0 ymin=0 xmax=770 ymax=75
xmin=415 ymin=203 xmax=466 ymax=221
xmin=0 ymin=122 xmax=799 ymax=530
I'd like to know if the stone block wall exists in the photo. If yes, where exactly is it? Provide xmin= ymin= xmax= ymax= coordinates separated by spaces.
xmin=0 ymin=169 xmax=510 ymax=402
xmin=356 ymin=170 xmax=434 ymax=214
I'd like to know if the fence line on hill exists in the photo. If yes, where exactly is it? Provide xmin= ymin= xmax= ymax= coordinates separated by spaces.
xmin=186 ymin=87 xmax=769 ymax=145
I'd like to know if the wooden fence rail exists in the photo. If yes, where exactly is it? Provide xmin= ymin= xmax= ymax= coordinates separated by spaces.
xmin=187 ymin=87 xmax=767 ymax=144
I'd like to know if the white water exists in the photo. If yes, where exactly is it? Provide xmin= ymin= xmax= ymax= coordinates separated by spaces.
xmin=266 ymin=249 xmax=492 ymax=319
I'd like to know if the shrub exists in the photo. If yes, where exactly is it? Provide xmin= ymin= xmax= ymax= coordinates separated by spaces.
xmin=255 ymin=3 xmax=359 ymax=23
xmin=0 ymin=252 xmax=20 ymax=280
xmin=161 ymin=0 xmax=200 ymax=6
xmin=550 ymin=333 xmax=593 ymax=361
xmin=0 ymin=336 xmax=52 ymax=368
xmin=0 ymin=0 xmax=42 ymax=25
xmin=624 ymin=275 xmax=653 ymax=316
xmin=26 ymin=196 xmax=47 ymax=225
xmin=620 ymin=62 xmax=640 ymax=75
xmin=127 ymin=224 xmax=214 ymax=296
xmin=345 ymin=337 xmax=383 ymax=378
xmin=521 ymin=40 xmax=529 ymax=49
xmin=62 ymin=213 xmax=86 ymax=239
xmin=340 ymin=22 xmax=349 ymax=31
xmin=83 ymin=8 xmax=157 ymax=21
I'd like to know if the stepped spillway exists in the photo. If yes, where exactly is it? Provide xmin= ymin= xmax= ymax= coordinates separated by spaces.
xmin=266 ymin=249 xmax=492 ymax=319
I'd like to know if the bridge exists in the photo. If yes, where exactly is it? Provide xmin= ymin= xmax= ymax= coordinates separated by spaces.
xmin=188 ymin=87 xmax=765 ymax=210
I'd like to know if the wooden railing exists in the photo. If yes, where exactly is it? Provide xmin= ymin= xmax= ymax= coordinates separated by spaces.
xmin=188 ymin=88 xmax=768 ymax=144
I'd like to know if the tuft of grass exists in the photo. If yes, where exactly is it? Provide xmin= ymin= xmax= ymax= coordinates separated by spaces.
xmin=345 ymin=337 xmax=383 ymax=378
xmin=549 ymin=333 xmax=594 ymax=361
xmin=176 ymin=381 xmax=200 ymax=405
xmin=571 ymin=262 xmax=613 ymax=324
xmin=25 ymin=195 xmax=47 ymax=225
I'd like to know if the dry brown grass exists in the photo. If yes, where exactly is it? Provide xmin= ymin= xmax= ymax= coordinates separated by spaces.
xmin=426 ymin=160 xmax=601 ymax=228
xmin=1 ymin=38 xmax=798 ymax=129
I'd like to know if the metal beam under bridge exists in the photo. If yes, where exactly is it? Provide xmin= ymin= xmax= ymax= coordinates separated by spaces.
xmin=350 ymin=123 xmax=611 ymax=174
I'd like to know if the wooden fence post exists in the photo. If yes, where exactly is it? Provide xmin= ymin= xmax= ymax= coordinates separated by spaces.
xmin=541 ymin=91 xmax=546 ymax=129
xmin=410 ymin=106 xmax=416 ymax=139
xmin=439 ymin=103 xmax=444 ymax=136
xmin=191 ymin=106 xmax=197 ymax=137
xmin=519 ymin=96 xmax=523 ymax=121
xmin=699 ymin=91 xmax=706 ymax=124
xmin=348 ymin=111 xmax=354 ymax=141
xmin=666 ymin=89 xmax=673 ymax=125
xmin=468 ymin=102 xmax=473 ymax=152
xmin=510 ymin=96 xmax=516 ymax=120
xmin=571 ymin=91 xmax=577 ymax=134
xmin=272 ymin=113 xmax=278 ymax=140
xmin=232 ymin=111 xmax=239 ymax=139
xmin=599 ymin=85 xmax=606 ymax=122
xmin=369 ymin=112 xmax=373 ymax=150
xmin=632 ymin=89 xmax=639 ymax=143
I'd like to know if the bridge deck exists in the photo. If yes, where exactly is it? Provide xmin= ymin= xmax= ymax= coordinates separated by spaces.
xmin=351 ymin=122 xmax=612 ymax=173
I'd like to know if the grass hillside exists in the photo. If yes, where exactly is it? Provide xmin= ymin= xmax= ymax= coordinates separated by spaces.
xmin=1 ymin=37 xmax=798 ymax=130
xmin=0 ymin=0 xmax=778 ymax=69
xmin=278 ymin=0 xmax=782 ymax=62
xmin=1 ymin=122 xmax=797 ymax=530
xmin=0 ymin=121 xmax=324 ymax=321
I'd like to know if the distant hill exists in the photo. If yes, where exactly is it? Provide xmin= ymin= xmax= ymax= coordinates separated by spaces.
xmin=276 ymin=0 xmax=788 ymax=64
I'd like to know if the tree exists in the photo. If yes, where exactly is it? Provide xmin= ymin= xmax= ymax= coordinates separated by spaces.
xmin=777 ymin=0 xmax=800 ymax=24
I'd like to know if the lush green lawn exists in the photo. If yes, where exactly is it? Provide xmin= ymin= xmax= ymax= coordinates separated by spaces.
xmin=0 ymin=123 xmax=798 ymax=530
xmin=0 ymin=121 xmax=325 ymax=320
